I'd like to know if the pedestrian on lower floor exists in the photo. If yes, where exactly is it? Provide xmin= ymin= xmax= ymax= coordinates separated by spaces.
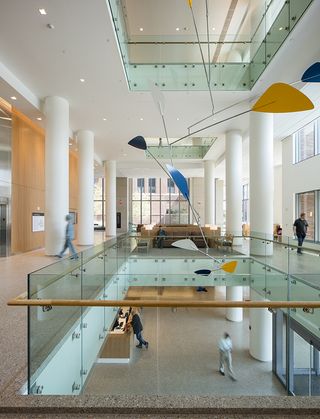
xmin=130 ymin=308 xmax=149 ymax=349
xmin=218 ymin=332 xmax=237 ymax=381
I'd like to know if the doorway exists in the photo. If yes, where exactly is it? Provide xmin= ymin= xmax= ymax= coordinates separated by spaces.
xmin=0 ymin=202 xmax=9 ymax=256
xmin=273 ymin=310 xmax=320 ymax=395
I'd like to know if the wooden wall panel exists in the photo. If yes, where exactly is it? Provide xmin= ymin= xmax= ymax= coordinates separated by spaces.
xmin=11 ymin=113 xmax=45 ymax=253
xmin=11 ymin=109 xmax=79 ymax=253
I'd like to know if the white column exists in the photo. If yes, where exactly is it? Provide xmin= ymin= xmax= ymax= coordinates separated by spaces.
xmin=204 ymin=160 xmax=215 ymax=225
xmin=215 ymin=179 xmax=224 ymax=227
xmin=226 ymin=286 xmax=243 ymax=322
xmin=250 ymin=112 xmax=274 ymax=255
xmin=77 ymin=130 xmax=94 ymax=245
xmin=249 ymin=289 xmax=273 ymax=361
xmin=44 ymin=96 xmax=69 ymax=255
xmin=225 ymin=130 xmax=243 ymax=245
xmin=105 ymin=160 xmax=116 ymax=236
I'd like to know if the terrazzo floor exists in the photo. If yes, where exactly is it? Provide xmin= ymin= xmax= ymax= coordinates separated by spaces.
xmin=84 ymin=286 xmax=286 ymax=397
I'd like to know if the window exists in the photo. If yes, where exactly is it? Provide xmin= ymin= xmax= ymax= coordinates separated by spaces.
xmin=167 ymin=178 xmax=175 ymax=193
xmin=130 ymin=177 xmax=190 ymax=225
xmin=137 ymin=178 xmax=145 ymax=193
xmin=148 ymin=178 xmax=156 ymax=193
xmin=94 ymin=177 xmax=104 ymax=228
xmin=294 ymin=121 xmax=319 ymax=163
xmin=296 ymin=191 xmax=315 ymax=241
xmin=242 ymin=184 xmax=249 ymax=223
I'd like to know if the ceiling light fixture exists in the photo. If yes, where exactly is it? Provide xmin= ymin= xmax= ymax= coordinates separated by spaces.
xmin=139 ymin=27 xmax=143 ymax=31
xmin=212 ymin=27 xmax=215 ymax=31
xmin=80 ymin=78 xmax=85 ymax=83
xmin=176 ymin=117 xmax=180 ymax=121
xmin=39 ymin=8 xmax=47 ymax=15
xmin=37 ymin=117 xmax=42 ymax=121
xmin=10 ymin=96 xmax=17 ymax=100
xmin=279 ymin=27 xmax=283 ymax=31
xmin=140 ymin=117 xmax=143 ymax=121
xmin=176 ymin=27 xmax=180 ymax=31
xmin=103 ymin=118 xmax=107 ymax=121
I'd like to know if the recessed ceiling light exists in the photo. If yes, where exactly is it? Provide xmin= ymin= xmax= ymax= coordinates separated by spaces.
xmin=139 ymin=27 xmax=143 ymax=31
xmin=80 ymin=78 xmax=85 ymax=83
xmin=176 ymin=117 xmax=180 ymax=121
xmin=212 ymin=27 xmax=216 ymax=31
xmin=140 ymin=117 xmax=143 ymax=121
xmin=39 ymin=8 xmax=47 ymax=15
xmin=69 ymin=142 xmax=72 ymax=146
xmin=10 ymin=96 xmax=17 ymax=100
xmin=279 ymin=27 xmax=283 ymax=31
xmin=37 ymin=117 xmax=42 ymax=121
xmin=176 ymin=27 xmax=180 ymax=31
xmin=103 ymin=118 xmax=107 ymax=121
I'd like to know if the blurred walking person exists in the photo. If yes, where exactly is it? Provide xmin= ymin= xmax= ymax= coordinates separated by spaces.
xmin=218 ymin=332 xmax=236 ymax=381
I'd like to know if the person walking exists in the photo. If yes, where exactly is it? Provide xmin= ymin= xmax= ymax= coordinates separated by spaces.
xmin=293 ymin=212 xmax=308 ymax=254
xmin=218 ymin=332 xmax=236 ymax=381
xmin=57 ymin=214 xmax=78 ymax=259
xmin=130 ymin=308 xmax=149 ymax=349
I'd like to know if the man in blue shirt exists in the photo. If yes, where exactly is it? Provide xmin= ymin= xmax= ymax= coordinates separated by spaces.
xmin=57 ymin=214 xmax=78 ymax=259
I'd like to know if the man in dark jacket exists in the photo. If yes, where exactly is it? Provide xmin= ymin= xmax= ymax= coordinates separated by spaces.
xmin=130 ymin=308 xmax=149 ymax=349
xmin=293 ymin=212 xmax=308 ymax=254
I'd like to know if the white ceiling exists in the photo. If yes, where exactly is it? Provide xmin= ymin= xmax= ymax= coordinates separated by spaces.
xmin=0 ymin=0 xmax=320 ymax=179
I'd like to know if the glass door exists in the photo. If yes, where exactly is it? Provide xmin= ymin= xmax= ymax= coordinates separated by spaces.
xmin=273 ymin=311 xmax=320 ymax=395
xmin=273 ymin=309 xmax=287 ymax=387
xmin=291 ymin=330 xmax=320 ymax=396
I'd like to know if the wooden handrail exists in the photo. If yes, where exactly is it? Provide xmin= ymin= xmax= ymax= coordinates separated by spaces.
xmin=7 ymin=297 xmax=320 ymax=309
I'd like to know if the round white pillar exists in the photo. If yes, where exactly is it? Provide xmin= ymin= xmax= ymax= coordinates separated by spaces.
xmin=249 ymin=289 xmax=273 ymax=361
xmin=226 ymin=286 xmax=243 ymax=322
xmin=44 ymin=96 xmax=69 ymax=255
xmin=204 ymin=160 xmax=215 ymax=225
xmin=77 ymin=130 xmax=94 ymax=245
xmin=215 ymin=179 xmax=224 ymax=227
xmin=225 ymin=130 xmax=243 ymax=245
xmin=249 ymin=112 xmax=274 ymax=255
xmin=105 ymin=160 xmax=116 ymax=236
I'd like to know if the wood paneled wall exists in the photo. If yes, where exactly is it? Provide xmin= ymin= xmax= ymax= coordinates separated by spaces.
xmin=11 ymin=110 xmax=45 ymax=253
xmin=11 ymin=109 xmax=79 ymax=253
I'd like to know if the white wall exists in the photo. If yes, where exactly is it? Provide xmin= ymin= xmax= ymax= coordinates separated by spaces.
xmin=282 ymin=135 xmax=320 ymax=238
xmin=274 ymin=165 xmax=282 ymax=225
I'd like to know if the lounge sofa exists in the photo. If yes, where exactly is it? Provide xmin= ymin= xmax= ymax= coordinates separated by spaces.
xmin=140 ymin=224 xmax=208 ymax=248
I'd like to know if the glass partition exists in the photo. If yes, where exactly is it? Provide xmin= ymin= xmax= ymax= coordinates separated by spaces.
xmin=107 ymin=0 xmax=313 ymax=91
xmin=27 ymin=231 xmax=320 ymax=396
